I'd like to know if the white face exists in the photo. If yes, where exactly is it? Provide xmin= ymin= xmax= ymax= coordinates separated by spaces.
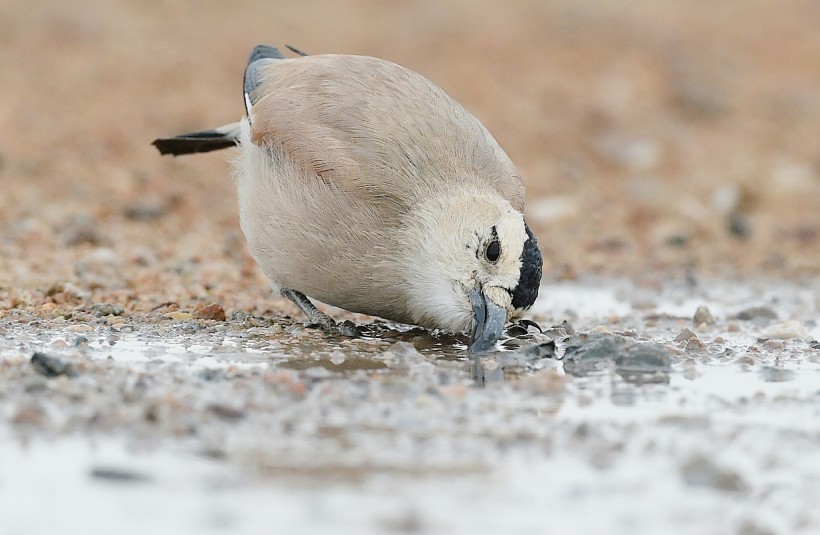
xmin=400 ymin=193 xmax=527 ymax=333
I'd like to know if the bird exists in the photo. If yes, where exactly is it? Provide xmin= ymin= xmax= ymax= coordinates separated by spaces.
xmin=153 ymin=44 xmax=542 ymax=353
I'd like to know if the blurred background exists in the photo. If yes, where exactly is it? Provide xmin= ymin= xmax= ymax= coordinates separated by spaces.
xmin=1 ymin=0 xmax=819 ymax=313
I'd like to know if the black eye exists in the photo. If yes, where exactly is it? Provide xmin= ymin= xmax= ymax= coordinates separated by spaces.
xmin=486 ymin=240 xmax=501 ymax=263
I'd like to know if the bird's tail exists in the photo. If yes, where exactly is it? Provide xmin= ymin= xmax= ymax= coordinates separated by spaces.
xmin=152 ymin=122 xmax=241 ymax=156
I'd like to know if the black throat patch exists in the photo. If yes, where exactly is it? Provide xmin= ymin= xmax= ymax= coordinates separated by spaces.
xmin=511 ymin=221 xmax=543 ymax=310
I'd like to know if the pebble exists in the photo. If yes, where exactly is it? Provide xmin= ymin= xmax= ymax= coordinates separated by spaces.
xmin=205 ymin=403 xmax=245 ymax=421
xmin=761 ymin=339 xmax=785 ymax=351
xmin=693 ymin=306 xmax=716 ymax=326
xmin=91 ymin=303 xmax=125 ymax=317
xmin=563 ymin=334 xmax=671 ymax=384
xmin=30 ymin=352 xmax=78 ymax=378
xmin=674 ymin=328 xmax=697 ymax=342
xmin=763 ymin=320 xmax=807 ymax=340
xmin=735 ymin=306 xmax=778 ymax=323
xmin=193 ymin=303 xmax=227 ymax=322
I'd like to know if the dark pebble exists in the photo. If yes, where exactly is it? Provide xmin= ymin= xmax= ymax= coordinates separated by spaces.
xmin=728 ymin=212 xmax=751 ymax=238
xmin=337 ymin=320 xmax=361 ymax=338
xmin=30 ymin=352 xmax=77 ymax=378
xmin=563 ymin=334 xmax=671 ymax=384
xmin=206 ymin=403 xmax=245 ymax=421
xmin=734 ymin=307 xmax=778 ymax=323
xmin=90 ymin=466 xmax=151 ymax=483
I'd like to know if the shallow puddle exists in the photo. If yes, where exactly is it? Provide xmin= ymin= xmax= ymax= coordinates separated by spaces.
xmin=1 ymin=278 xmax=819 ymax=534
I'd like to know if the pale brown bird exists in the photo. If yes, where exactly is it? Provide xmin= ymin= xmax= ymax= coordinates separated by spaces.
xmin=154 ymin=45 xmax=542 ymax=352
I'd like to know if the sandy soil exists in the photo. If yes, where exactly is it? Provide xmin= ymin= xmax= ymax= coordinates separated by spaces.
xmin=1 ymin=1 xmax=819 ymax=534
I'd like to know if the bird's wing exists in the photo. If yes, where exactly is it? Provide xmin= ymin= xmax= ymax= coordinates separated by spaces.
xmin=245 ymin=53 xmax=525 ymax=212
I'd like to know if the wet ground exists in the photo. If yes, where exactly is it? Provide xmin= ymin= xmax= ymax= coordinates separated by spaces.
xmin=2 ymin=277 xmax=818 ymax=535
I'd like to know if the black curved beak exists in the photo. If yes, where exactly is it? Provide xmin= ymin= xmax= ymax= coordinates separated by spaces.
xmin=468 ymin=288 xmax=507 ymax=353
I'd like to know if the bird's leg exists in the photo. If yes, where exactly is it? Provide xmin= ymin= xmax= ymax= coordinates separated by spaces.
xmin=280 ymin=288 xmax=360 ymax=337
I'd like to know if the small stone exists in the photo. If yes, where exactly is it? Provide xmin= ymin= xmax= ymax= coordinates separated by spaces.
xmin=31 ymin=352 xmax=78 ymax=378
xmin=205 ymin=403 xmax=245 ymax=421
xmin=695 ymin=322 xmax=710 ymax=333
xmin=614 ymin=343 xmax=672 ymax=384
xmin=761 ymin=339 xmax=785 ymax=350
xmin=66 ymin=324 xmax=93 ymax=333
xmin=674 ymin=328 xmax=697 ymax=342
xmin=693 ymin=306 xmax=716 ymax=326
xmin=193 ymin=303 xmax=227 ymax=321
xmin=727 ymin=212 xmax=751 ymax=239
xmin=684 ymin=337 xmax=707 ymax=352
xmin=91 ymin=303 xmax=124 ymax=317
xmin=589 ymin=325 xmax=613 ymax=334
xmin=735 ymin=307 xmax=778 ymax=322
xmin=764 ymin=320 xmax=807 ymax=340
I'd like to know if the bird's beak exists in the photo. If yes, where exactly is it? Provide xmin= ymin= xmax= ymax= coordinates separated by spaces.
xmin=468 ymin=287 xmax=507 ymax=353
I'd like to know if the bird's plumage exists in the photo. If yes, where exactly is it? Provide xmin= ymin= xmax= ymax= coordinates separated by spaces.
xmin=154 ymin=45 xmax=542 ymax=347
xmin=246 ymin=53 xmax=525 ymax=212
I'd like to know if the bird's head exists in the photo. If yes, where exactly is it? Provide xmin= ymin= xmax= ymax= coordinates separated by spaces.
xmin=400 ymin=191 xmax=543 ymax=352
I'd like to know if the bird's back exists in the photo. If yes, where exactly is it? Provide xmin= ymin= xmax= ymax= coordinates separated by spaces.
xmin=246 ymin=54 xmax=525 ymax=212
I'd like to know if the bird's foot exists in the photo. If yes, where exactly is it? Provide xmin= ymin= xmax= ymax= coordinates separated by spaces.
xmin=281 ymin=288 xmax=360 ymax=338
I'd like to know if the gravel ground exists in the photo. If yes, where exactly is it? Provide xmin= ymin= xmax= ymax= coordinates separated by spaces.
xmin=1 ymin=1 xmax=819 ymax=534
xmin=2 ymin=278 xmax=819 ymax=534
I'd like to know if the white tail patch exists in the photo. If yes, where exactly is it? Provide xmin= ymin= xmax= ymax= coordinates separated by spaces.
xmin=244 ymin=92 xmax=254 ymax=125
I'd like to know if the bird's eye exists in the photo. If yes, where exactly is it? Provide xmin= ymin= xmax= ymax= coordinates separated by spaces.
xmin=486 ymin=240 xmax=501 ymax=263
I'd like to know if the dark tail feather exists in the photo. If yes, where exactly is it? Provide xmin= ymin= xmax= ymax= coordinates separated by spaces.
xmin=152 ymin=123 xmax=240 ymax=156
xmin=284 ymin=44 xmax=309 ymax=56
